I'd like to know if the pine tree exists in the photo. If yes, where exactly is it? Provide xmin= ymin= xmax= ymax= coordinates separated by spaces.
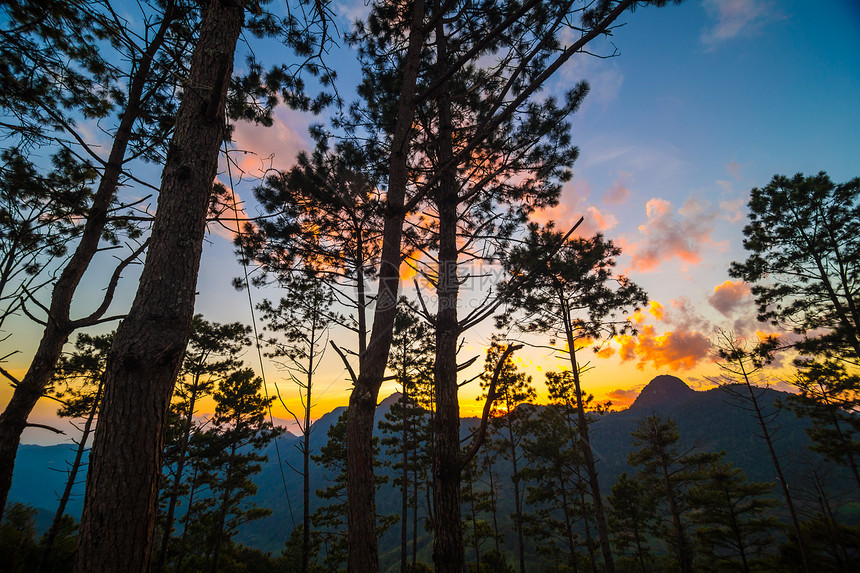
xmin=258 ymin=275 xmax=338 ymax=573
xmin=377 ymin=300 xmax=434 ymax=572
xmin=479 ymin=341 xmax=536 ymax=573
xmin=520 ymin=403 xmax=591 ymax=572
xmin=608 ymin=472 xmax=659 ymax=573
xmin=729 ymin=173 xmax=860 ymax=362
xmin=340 ymin=2 xmax=684 ymax=568
xmin=710 ymin=330 xmax=810 ymax=571
xmin=687 ymin=460 xmax=780 ymax=572
xmin=74 ymin=0 xmax=333 ymax=567
xmin=154 ymin=315 xmax=251 ymax=573
xmin=183 ymin=368 xmax=282 ymax=573
xmin=500 ymin=226 xmax=648 ymax=573
xmin=628 ymin=415 xmax=720 ymax=573
xmin=313 ymin=410 xmax=391 ymax=572
xmin=40 ymin=332 xmax=112 ymax=570
xmin=0 ymin=0 xmax=186 ymax=517
xmin=788 ymin=360 xmax=860 ymax=489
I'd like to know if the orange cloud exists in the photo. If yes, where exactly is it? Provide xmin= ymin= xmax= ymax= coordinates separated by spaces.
xmin=628 ymin=196 xmax=719 ymax=272
xmin=708 ymin=280 xmax=751 ymax=317
xmin=631 ymin=300 xmax=665 ymax=325
xmin=616 ymin=324 xmax=711 ymax=371
xmin=648 ymin=300 xmax=665 ymax=321
xmin=606 ymin=388 xmax=639 ymax=408
xmin=596 ymin=346 xmax=616 ymax=359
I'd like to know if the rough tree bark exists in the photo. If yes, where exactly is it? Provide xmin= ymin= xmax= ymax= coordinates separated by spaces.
xmin=345 ymin=0 xmax=426 ymax=571
xmin=430 ymin=6 xmax=467 ymax=572
xmin=73 ymin=1 xmax=246 ymax=571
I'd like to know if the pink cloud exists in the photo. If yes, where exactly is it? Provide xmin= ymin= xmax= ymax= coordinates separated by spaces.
xmin=726 ymin=161 xmax=743 ymax=180
xmin=228 ymin=108 xmax=311 ymax=176
xmin=627 ymin=196 xmax=718 ymax=272
xmin=533 ymin=179 xmax=617 ymax=235
xmin=708 ymin=280 xmax=751 ymax=317
xmin=602 ymin=172 xmax=632 ymax=205
xmin=720 ymin=197 xmax=746 ymax=223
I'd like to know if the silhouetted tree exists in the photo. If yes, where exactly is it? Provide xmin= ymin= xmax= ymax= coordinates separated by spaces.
xmin=710 ymin=329 xmax=810 ymax=571
xmin=729 ymin=172 xmax=860 ymax=362
xmin=183 ymin=368 xmax=281 ymax=573
xmin=259 ymin=275 xmax=338 ymax=573
xmin=154 ymin=315 xmax=251 ymax=573
xmin=608 ymin=472 xmax=658 ymax=573
xmin=501 ymin=226 xmax=647 ymax=571
xmin=629 ymin=416 xmax=719 ymax=573
xmin=788 ymin=360 xmax=860 ymax=489
xmin=40 ymin=333 xmax=111 ymax=570
xmin=74 ymin=0 xmax=333 ymax=568
xmin=480 ymin=342 xmax=536 ymax=573
xmin=688 ymin=460 xmax=780 ymax=572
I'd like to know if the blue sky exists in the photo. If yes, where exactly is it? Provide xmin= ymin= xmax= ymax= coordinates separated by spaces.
xmin=6 ymin=0 xmax=860 ymax=442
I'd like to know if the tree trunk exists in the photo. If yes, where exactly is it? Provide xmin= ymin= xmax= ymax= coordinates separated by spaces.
xmin=506 ymin=415 xmax=526 ymax=573
xmin=562 ymin=304 xmax=615 ymax=573
xmin=73 ymin=2 xmax=245 ymax=571
xmin=345 ymin=0 xmax=424 ymax=570
xmin=431 ymin=10 xmax=465 ymax=572
xmin=210 ymin=443 xmax=236 ymax=573
xmin=0 ymin=5 xmax=175 ymax=519
xmin=401 ymin=389 xmax=409 ymax=573
xmin=303 ymin=314 xmax=315 ymax=573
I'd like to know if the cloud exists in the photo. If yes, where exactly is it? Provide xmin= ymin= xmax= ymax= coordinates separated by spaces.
xmin=207 ymin=184 xmax=256 ymax=242
xmin=585 ymin=206 xmax=618 ymax=233
xmin=606 ymin=388 xmax=640 ymax=408
xmin=726 ymin=161 xmax=743 ymax=181
xmin=708 ymin=280 xmax=751 ymax=317
xmin=632 ymin=300 xmax=665 ymax=325
xmin=229 ymin=108 xmax=311 ymax=176
xmin=701 ymin=0 xmax=777 ymax=47
xmin=720 ymin=197 xmax=746 ymax=223
xmin=627 ymin=196 xmax=719 ymax=272
xmin=602 ymin=172 xmax=632 ymax=205
xmin=616 ymin=324 xmax=712 ymax=371
xmin=558 ymin=53 xmax=624 ymax=111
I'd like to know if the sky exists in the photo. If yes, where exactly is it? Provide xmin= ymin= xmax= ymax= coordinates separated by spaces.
xmin=4 ymin=0 xmax=860 ymax=443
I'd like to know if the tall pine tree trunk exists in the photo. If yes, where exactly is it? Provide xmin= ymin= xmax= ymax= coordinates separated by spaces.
xmin=73 ymin=2 xmax=246 ymax=570
xmin=0 ymin=4 xmax=176 ymax=519
xmin=345 ymin=0 xmax=425 ymax=570
xmin=431 ymin=9 xmax=465 ymax=572
xmin=561 ymin=304 xmax=615 ymax=573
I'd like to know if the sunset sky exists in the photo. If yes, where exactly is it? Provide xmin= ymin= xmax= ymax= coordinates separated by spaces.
xmin=5 ymin=0 xmax=860 ymax=443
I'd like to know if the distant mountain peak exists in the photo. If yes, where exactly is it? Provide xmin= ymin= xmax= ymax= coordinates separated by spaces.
xmin=379 ymin=392 xmax=403 ymax=408
xmin=629 ymin=375 xmax=696 ymax=412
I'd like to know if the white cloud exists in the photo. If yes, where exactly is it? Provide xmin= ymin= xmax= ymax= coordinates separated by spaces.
xmin=701 ymin=0 xmax=779 ymax=47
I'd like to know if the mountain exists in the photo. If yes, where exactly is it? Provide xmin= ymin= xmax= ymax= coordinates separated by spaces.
xmin=628 ymin=374 xmax=696 ymax=412
xmin=8 ymin=377 xmax=847 ymax=571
